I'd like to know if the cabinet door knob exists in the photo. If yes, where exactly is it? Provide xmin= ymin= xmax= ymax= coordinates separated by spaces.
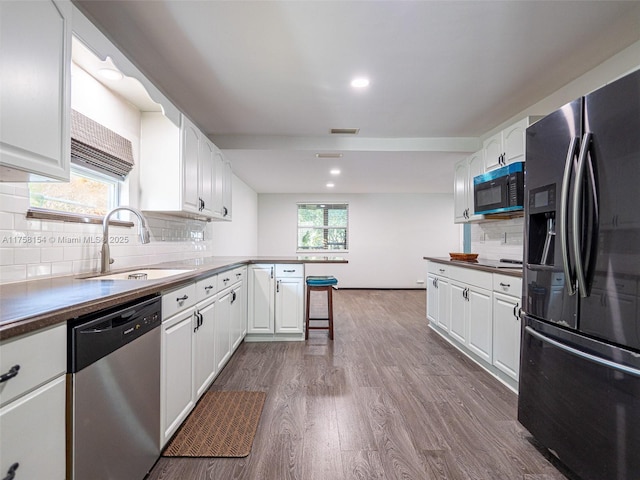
xmin=3 ymin=462 xmax=19 ymax=480
xmin=0 ymin=365 xmax=20 ymax=383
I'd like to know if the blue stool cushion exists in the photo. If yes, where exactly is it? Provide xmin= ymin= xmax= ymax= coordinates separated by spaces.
xmin=306 ymin=275 xmax=338 ymax=286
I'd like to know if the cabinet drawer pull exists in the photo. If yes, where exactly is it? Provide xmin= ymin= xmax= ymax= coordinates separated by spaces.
xmin=204 ymin=285 xmax=214 ymax=291
xmin=176 ymin=295 xmax=189 ymax=302
xmin=236 ymin=273 xmax=242 ymax=277
xmin=439 ymin=268 xmax=445 ymax=273
xmin=283 ymin=269 xmax=296 ymax=273
xmin=499 ymin=282 xmax=511 ymax=288
xmin=0 ymin=365 xmax=20 ymax=383
xmin=3 ymin=462 xmax=19 ymax=480
xmin=223 ymin=277 xmax=230 ymax=283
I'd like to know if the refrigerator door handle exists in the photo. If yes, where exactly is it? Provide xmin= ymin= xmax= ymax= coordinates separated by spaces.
xmin=559 ymin=136 xmax=580 ymax=296
xmin=525 ymin=326 xmax=640 ymax=378
xmin=572 ymin=132 xmax=593 ymax=298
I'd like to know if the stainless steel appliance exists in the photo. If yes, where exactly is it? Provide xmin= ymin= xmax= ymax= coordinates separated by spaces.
xmin=68 ymin=295 xmax=161 ymax=480
xmin=519 ymin=69 xmax=640 ymax=480
xmin=473 ymin=161 xmax=525 ymax=215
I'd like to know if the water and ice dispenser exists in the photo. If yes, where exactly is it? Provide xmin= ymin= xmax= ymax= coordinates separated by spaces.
xmin=527 ymin=184 xmax=557 ymax=266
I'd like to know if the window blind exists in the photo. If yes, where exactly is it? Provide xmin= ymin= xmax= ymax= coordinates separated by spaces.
xmin=70 ymin=109 xmax=134 ymax=180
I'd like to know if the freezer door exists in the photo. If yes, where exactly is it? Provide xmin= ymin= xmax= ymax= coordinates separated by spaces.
xmin=523 ymin=99 xmax=581 ymax=328
xmin=518 ymin=316 xmax=640 ymax=480
xmin=578 ymin=69 xmax=640 ymax=350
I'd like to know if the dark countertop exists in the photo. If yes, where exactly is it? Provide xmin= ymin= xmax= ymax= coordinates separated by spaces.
xmin=0 ymin=255 xmax=347 ymax=340
xmin=424 ymin=257 xmax=523 ymax=278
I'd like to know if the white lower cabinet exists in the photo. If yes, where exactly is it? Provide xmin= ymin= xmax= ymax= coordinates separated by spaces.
xmin=0 ymin=324 xmax=66 ymax=479
xmin=449 ymin=278 xmax=492 ymax=361
xmin=275 ymin=276 xmax=304 ymax=334
xmin=449 ymin=281 xmax=468 ymax=344
xmin=427 ymin=264 xmax=450 ymax=331
xmin=161 ymin=268 xmax=247 ymax=447
xmin=247 ymin=264 xmax=305 ymax=341
xmin=247 ymin=265 xmax=275 ymax=334
xmin=492 ymin=274 xmax=523 ymax=382
xmin=161 ymin=304 xmax=195 ymax=446
xmin=467 ymin=287 xmax=493 ymax=363
xmin=215 ymin=288 xmax=232 ymax=372
xmin=493 ymin=292 xmax=521 ymax=381
xmin=427 ymin=261 xmax=520 ymax=391
xmin=193 ymin=297 xmax=216 ymax=399
xmin=231 ymin=279 xmax=246 ymax=350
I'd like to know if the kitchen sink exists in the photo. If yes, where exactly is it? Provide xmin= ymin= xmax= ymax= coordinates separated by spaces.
xmin=81 ymin=269 xmax=194 ymax=281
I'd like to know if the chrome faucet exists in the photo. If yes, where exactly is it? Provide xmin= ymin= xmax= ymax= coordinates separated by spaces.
xmin=100 ymin=206 xmax=151 ymax=273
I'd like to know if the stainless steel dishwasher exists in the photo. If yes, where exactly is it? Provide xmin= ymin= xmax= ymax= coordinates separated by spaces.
xmin=68 ymin=295 xmax=161 ymax=480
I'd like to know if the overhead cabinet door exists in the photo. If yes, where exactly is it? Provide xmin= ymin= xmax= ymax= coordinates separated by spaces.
xmin=0 ymin=0 xmax=71 ymax=181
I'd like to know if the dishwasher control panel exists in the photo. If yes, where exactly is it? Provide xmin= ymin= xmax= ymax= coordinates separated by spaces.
xmin=68 ymin=295 xmax=161 ymax=373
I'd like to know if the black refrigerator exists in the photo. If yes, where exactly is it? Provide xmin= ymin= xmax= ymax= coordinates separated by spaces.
xmin=519 ymin=69 xmax=640 ymax=480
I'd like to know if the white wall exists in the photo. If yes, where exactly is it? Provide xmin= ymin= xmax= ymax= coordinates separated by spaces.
xmin=211 ymin=175 xmax=258 ymax=256
xmin=484 ymin=40 xmax=640 ymax=139
xmin=257 ymin=193 xmax=459 ymax=288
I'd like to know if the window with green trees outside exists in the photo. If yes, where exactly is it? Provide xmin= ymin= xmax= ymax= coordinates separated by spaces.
xmin=297 ymin=203 xmax=348 ymax=251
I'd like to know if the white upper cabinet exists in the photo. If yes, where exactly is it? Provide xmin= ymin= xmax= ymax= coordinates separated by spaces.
xmin=211 ymin=145 xmax=232 ymax=220
xmin=454 ymin=150 xmax=483 ymax=223
xmin=483 ymin=117 xmax=539 ymax=171
xmin=139 ymin=113 xmax=230 ymax=220
xmin=182 ymin=116 xmax=201 ymax=214
xmin=222 ymin=156 xmax=233 ymax=220
xmin=0 ymin=0 xmax=71 ymax=182
xmin=199 ymin=138 xmax=216 ymax=218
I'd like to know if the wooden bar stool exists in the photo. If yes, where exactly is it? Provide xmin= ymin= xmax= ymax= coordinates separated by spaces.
xmin=305 ymin=276 xmax=338 ymax=340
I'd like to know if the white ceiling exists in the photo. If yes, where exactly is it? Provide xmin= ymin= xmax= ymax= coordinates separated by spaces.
xmin=74 ymin=0 xmax=640 ymax=194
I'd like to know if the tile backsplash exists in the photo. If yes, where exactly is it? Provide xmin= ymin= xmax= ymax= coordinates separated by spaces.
xmin=0 ymin=184 xmax=213 ymax=284
xmin=470 ymin=216 xmax=524 ymax=261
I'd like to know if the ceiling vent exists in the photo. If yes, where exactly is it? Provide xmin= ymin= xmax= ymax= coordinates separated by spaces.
xmin=330 ymin=128 xmax=359 ymax=135
xmin=315 ymin=153 xmax=343 ymax=159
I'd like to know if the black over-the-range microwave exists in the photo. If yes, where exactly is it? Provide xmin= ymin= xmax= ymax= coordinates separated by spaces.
xmin=473 ymin=162 xmax=524 ymax=215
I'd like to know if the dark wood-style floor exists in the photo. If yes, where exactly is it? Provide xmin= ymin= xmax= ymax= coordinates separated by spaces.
xmin=147 ymin=289 xmax=570 ymax=480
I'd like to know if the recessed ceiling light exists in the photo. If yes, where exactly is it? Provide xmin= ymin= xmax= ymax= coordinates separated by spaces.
xmin=330 ymin=169 xmax=341 ymax=175
xmin=316 ymin=153 xmax=343 ymax=159
xmin=98 ymin=68 xmax=123 ymax=81
xmin=326 ymin=183 xmax=335 ymax=188
xmin=351 ymin=77 xmax=370 ymax=88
